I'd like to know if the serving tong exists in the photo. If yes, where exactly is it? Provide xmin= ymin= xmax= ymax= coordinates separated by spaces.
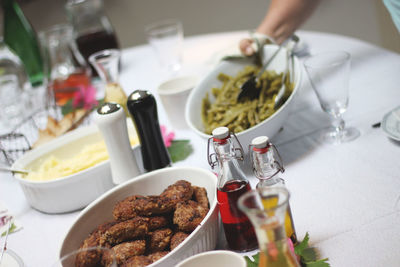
xmin=274 ymin=35 xmax=299 ymax=109
xmin=237 ymin=35 xmax=299 ymax=104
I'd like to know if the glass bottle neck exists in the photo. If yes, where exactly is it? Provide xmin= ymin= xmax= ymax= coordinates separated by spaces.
xmin=90 ymin=51 xmax=119 ymax=84
xmin=253 ymin=148 xmax=280 ymax=180
xmin=214 ymin=138 xmax=247 ymax=189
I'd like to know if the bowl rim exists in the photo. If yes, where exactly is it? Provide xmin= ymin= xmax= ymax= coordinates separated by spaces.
xmin=185 ymin=44 xmax=303 ymax=139
xmin=176 ymin=250 xmax=246 ymax=266
xmin=59 ymin=166 xmax=219 ymax=266
xmin=11 ymin=123 xmax=139 ymax=185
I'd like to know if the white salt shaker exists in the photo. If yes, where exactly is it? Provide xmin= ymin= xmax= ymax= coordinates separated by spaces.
xmin=95 ymin=102 xmax=140 ymax=184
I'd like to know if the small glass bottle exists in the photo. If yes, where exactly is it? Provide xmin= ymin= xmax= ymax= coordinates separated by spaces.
xmin=238 ymin=187 xmax=300 ymax=267
xmin=207 ymin=126 xmax=258 ymax=252
xmin=250 ymin=136 xmax=298 ymax=245
xmin=89 ymin=49 xmax=128 ymax=116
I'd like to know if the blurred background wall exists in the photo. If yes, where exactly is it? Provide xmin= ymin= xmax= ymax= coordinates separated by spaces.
xmin=5 ymin=0 xmax=400 ymax=53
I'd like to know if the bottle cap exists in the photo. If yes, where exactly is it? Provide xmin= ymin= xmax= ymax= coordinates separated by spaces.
xmin=251 ymin=136 xmax=269 ymax=149
xmin=212 ymin=127 xmax=229 ymax=140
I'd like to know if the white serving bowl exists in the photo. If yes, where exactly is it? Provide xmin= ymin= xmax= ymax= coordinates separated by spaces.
xmin=11 ymin=122 xmax=142 ymax=214
xmin=185 ymin=45 xmax=302 ymax=150
xmin=59 ymin=166 xmax=219 ymax=267
xmin=176 ymin=250 xmax=246 ymax=267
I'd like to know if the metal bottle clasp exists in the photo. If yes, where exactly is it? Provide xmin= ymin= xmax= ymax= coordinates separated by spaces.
xmin=249 ymin=142 xmax=285 ymax=179
xmin=207 ymin=131 xmax=244 ymax=169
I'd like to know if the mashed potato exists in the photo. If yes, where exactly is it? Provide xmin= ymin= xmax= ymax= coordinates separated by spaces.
xmin=24 ymin=137 xmax=139 ymax=182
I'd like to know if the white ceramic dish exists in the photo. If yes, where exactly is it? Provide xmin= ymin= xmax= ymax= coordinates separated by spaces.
xmin=11 ymin=121 xmax=142 ymax=214
xmin=382 ymin=106 xmax=400 ymax=141
xmin=185 ymin=45 xmax=302 ymax=151
xmin=0 ymin=249 xmax=25 ymax=267
xmin=176 ymin=250 xmax=246 ymax=267
xmin=60 ymin=166 xmax=219 ymax=267
xmin=157 ymin=75 xmax=198 ymax=129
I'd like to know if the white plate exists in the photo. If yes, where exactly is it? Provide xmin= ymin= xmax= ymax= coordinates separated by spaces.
xmin=382 ymin=106 xmax=400 ymax=141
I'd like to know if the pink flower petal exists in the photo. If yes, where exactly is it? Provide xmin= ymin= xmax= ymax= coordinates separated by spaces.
xmin=160 ymin=125 xmax=175 ymax=147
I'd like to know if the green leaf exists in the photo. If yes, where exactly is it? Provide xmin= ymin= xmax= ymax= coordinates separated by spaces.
xmin=295 ymin=232 xmax=310 ymax=256
xmin=167 ymin=140 xmax=193 ymax=163
xmin=61 ymin=99 xmax=74 ymax=116
xmin=301 ymin=247 xmax=318 ymax=262
xmin=304 ymin=258 xmax=330 ymax=267
xmin=1 ymin=222 xmax=17 ymax=237
xmin=244 ymin=253 xmax=259 ymax=267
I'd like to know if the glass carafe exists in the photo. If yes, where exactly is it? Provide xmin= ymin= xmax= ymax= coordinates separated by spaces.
xmin=238 ymin=187 xmax=300 ymax=267
xmin=207 ymin=127 xmax=258 ymax=252
xmin=89 ymin=49 xmax=128 ymax=116
xmin=65 ymin=0 xmax=119 ymax=75
xmin=39 ymin=24 xmax=91 ymax=107
xmin=250 ymin=136 xmax=298 ymax=244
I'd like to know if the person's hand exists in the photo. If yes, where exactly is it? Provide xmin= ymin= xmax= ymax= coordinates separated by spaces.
xmin=239 ymin=38 xmax=256 ymax=56
xmin=239 ymin=33 xmax=275 ymax=56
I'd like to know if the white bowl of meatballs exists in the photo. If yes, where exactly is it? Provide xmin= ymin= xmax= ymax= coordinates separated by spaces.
xmin=59 ymin=166 xmax=219 ymax=267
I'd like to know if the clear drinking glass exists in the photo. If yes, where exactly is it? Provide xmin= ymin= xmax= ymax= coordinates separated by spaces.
xmin=304 ymin=51 xmax=360 ymax=144
xmin=145 ymin=19 xmax=183 ymax=75
xmin=238 ymin=187 xmax=300 ymax=267
xmin=0 ymin=74 xmax=24 ymax=127
xmin=52 ymin=247 xmax=116 ymax=267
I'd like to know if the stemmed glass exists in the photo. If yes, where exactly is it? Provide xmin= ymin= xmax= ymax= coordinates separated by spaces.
xmin=304 ymin=51 xmax=360 ymax=144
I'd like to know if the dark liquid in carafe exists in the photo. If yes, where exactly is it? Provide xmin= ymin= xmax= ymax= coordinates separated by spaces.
xmin=76 ymin=30 xmax=119 ymax=75
xmin=217 ymin=180 xmax=258 ymax=252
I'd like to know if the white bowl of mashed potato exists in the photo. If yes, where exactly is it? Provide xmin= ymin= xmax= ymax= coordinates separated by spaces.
xmin=11 ymin=121 xmax=141 ymax=214
xmin=185 ymin=45 xmax=302 ymax=152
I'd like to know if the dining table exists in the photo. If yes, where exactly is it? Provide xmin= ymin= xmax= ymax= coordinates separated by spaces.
xmin=1 ymin=30 xmax=400 ymax=267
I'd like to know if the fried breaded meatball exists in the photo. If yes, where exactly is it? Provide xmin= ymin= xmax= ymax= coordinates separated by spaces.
xmin=173 ymin=200 xmax=209 ymax=232
xmin=102 ymin=240 xmax=146 ymax=265
xmin=170 ymin=231 xmax=189 ymax=250
xmin=148 ymin=251 xmax=169 ymax=263
xmin=121 ymin=255 xmax=152 ymax=267
xmin=113 ymin=195 xmax=175 ymax=221
xmin=148 ymin=228 xmax=173 ymax=253
xmin=148 ymin=216 xmax=169 ymax=231
xmin=113 ymin=195 xmax=140 ymax=221
xmin=100 ymin=217 xmax=149 ymax=246
xmin=159 ymin=180 xmax=193 ymax=206
xmin=192 ymin=186 xmax=209 ymax=208
xmin=76 ymin=221 xmax=116 ymax=267
xmin=121 ymin=252 xmax=169 ymax=267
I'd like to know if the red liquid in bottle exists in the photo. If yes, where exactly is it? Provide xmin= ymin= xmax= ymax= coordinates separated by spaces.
xmin=217 ymin=180 xmax=258 ymax=252
xmin=76 ymin=30 xmax=119 ymax=75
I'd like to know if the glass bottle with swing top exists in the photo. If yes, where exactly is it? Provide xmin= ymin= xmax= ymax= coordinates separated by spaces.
xmin=207 ymin=126 xmax=258 ymax=252
xmin=249 ymin=136 xmax=298 ymax=244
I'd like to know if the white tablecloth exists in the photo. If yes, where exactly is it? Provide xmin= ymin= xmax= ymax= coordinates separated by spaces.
xmin=1 ymin=30 xmax=400 ymax=266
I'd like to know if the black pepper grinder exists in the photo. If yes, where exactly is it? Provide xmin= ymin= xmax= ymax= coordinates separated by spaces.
xmin=127 ymin=90 xmax=171 ymax=172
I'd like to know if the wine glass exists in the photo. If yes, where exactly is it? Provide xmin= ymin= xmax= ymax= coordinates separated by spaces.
xmin=52 ymin=247 xmax=116 ymax=267
xmin=304 ymin=51 xmax=360 ymax=144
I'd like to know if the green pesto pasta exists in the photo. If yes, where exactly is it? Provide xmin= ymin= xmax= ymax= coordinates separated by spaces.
xmin=201 ymin=65 xmax=294 ymax=134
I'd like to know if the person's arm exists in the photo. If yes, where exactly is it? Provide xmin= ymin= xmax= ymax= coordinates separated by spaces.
xmin=240 ymin=0 xmax=320 ymax=55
